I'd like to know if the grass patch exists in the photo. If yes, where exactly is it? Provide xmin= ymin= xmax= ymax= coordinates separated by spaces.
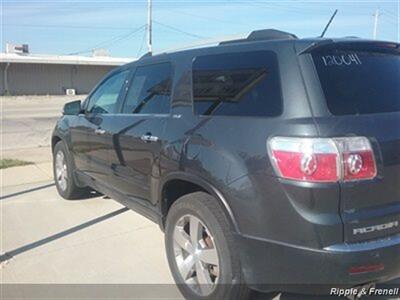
xmin=0 ymin=159 xmax=33 ymax=169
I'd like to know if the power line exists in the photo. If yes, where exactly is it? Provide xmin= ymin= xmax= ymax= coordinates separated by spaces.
xmin=3 ymin=23 xmax=133 ymax=30
xmin=167 ymin=9 xmax=236 ymax=24
xmin=98 ymin=25 xmax=146 ymax=51
xmin=245 ymin=2 xmax=328 ymax=16
xmin=153 ymin=20 xmax=207 ymax=39
xmin=67 ymin=32 xmax=133 ymax=55
xmin=382 ymin=12 xmax=398 ymax=22
xmin=66 ymin=24 xmax=145 ymax=55
xmin=381 ymin=8 xmax=398 ymax=19
xmin=381 ymin=17 xmax=398 ymax=25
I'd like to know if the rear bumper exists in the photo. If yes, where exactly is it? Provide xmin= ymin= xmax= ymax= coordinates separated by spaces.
xmin=236 ymin=233 xmax=400 ymax=294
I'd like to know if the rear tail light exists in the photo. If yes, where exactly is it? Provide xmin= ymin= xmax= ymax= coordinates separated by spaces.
xmin=335 ymin=137 xmax=377 ymax=181
xmin=268 ymin=136 xmax=376 ymax=183
xmin=268 ymin=138 xmax=339 ymax=182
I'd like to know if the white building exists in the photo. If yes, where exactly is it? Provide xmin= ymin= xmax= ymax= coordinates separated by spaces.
xmin=0 ymin=49 xmax=135 ymax=95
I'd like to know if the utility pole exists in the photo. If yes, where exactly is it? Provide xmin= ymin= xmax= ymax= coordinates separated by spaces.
xmin=373 ymin=9 xmax=380 ymax=40
xmin=147 ymin=0 xmax=152 ymax=54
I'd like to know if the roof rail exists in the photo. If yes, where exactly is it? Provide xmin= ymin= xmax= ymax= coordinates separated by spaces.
xmin=219 ymin=29 xmax=297 ymax=45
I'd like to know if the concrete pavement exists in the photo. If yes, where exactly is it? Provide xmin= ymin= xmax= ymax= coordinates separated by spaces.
xmin=1 ymin=95 xmax=82 ymax=161
xmin=1 ymin=162 xmax=53 ymax=188
xmin=1 ymin=181 xmax=175 ymax=285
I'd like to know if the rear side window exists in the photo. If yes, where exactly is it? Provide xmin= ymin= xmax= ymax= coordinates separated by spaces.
xmin=192 ymin=51 xmax=282 ymax=117
xmin=313 ymin=50 xmax=400 ymax=115
xmin=122 ymin=62 xmax=172 ymax=114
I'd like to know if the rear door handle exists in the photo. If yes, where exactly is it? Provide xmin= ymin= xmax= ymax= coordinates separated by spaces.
xmin=94 ymin=128 xmax=106 ymax=135
xmin=140 ymin=134 xmax=159 ymax=142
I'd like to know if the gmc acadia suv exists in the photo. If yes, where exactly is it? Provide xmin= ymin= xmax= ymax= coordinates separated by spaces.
xmin=52 ymin=29 xmax=400 ymax=299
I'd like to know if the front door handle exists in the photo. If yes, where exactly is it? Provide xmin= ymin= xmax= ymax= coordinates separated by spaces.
xmin=94 ymin=128 xmax=106 ymax=135
xmin=140 ymin=134 xmax=159 ymax=142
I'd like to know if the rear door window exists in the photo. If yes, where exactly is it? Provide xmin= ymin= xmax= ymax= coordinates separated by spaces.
xmin=312 ymin=50 xmax=400 ymax=115
xmin=122 ymin=62 xmax=172 ymax=114
xmin=192 ymin=51 xmax=282 ymax=117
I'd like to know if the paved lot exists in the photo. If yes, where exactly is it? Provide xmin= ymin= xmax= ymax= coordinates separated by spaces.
xmin=1 ymin=95 xmax=81 ymax=163
xmin=1 ymin=180 xmax=174 ymax=285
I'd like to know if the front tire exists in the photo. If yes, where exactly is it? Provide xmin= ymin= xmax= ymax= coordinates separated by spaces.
xmin=165 ymin=192 xmax=250 ymax=300
xmin=53 ymin=141 xmax=87 ymax=200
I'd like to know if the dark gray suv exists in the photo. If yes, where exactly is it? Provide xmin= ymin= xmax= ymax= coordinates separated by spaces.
xmin=52 ymin=29 xmax=400 ymax=299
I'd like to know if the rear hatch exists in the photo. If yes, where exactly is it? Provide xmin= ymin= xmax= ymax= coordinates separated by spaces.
xmin=310 ymin=41 xmax=400 ymax=243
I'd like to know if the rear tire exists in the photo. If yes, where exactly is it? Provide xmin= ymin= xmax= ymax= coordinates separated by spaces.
xmin=53 ymin=141 xmax=88 ymax=200
xmin=165 ymin=192 xmax=251 ymax=300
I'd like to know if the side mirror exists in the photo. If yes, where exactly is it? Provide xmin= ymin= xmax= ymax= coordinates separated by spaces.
xmin=63 ymin=100 xmax=82 ymax=115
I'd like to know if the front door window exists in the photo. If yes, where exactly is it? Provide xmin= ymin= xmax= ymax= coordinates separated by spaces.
xmin=87 ymin=71 xmax=129 ymax=114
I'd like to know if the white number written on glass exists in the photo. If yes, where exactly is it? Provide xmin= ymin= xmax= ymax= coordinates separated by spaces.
xmin=321 ymin=53 xmax=362 ymax=66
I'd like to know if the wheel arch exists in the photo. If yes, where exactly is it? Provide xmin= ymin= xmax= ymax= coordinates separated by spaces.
xmin=51 ymin=135 xmax=62 ymax=153
xmin=159 ymin=172 xmax=240 ymax=233
xmin=51 ymin=131 xmax=85 ymax=188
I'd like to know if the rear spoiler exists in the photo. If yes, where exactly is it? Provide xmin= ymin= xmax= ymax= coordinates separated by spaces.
xmin=297 ymin=40 xmax=400 ymax=55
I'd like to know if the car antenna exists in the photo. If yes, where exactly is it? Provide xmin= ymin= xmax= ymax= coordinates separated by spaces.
xmin=320 ymin=9 xmax=338 ymax=38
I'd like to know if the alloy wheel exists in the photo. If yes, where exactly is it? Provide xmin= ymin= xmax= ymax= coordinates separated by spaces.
xmin=55 ymin=150 xmax=68 ymax=191
xmin=173 ymin=214 xmax=220 ymax=296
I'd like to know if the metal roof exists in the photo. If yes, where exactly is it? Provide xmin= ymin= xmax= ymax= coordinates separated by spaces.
xmin=0 ymin=52 xmax=136 ymax=66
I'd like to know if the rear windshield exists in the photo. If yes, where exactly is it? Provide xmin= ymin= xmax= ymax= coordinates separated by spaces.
xmin=312 ymin=50 xmax=400 ymax=115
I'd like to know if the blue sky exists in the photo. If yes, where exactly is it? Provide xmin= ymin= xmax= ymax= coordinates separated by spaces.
xmin=1 ymin=0 xmax=399 ymax=58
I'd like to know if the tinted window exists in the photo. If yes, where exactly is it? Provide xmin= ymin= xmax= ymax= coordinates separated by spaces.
xmin=87 ymin=71 xmax=128 ymax=114
xmin=313 ymin=50 xmax=400 ymax=115
xmin=122 ymin=63 xmax=172 ymax=114
xmin=192 ymin=51 xmax=282 ymax=117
